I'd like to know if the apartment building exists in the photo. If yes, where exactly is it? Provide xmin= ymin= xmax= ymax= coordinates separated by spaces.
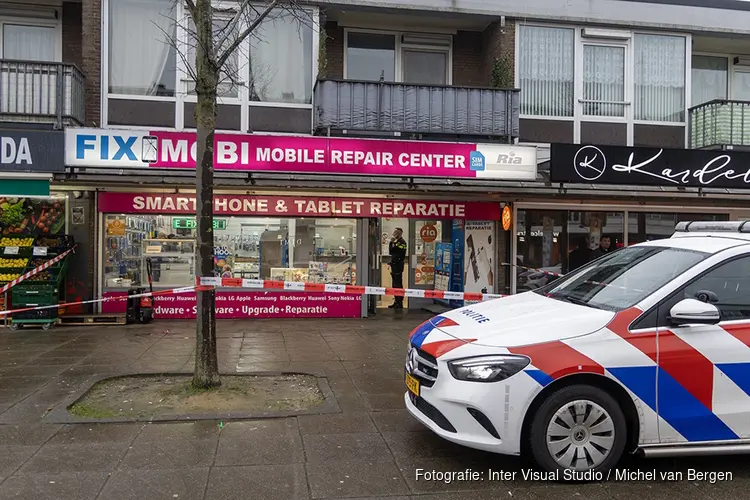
xmin=3 ymin=0 xmax=750 ymax=320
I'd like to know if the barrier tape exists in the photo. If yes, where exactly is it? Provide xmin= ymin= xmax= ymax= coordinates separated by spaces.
xmin=0 ymin=285 xmax=214 ymax=317
xmin=0 ymin=245 xmax=78 ymax=294
xmin=195 ymin=276 xmax=505 ymax=301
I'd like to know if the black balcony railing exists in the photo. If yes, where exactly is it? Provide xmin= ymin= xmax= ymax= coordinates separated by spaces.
xmin=689 ymin=99 xmax=750 ymax=149
xmin=313 ymin=79 xmax=520 ymax=139
xmin=0 ymin=60 xmax=85 ymax=127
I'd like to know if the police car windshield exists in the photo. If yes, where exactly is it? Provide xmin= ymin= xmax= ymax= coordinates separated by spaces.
xmin=534 ymin=246 xmax=708 ymax=312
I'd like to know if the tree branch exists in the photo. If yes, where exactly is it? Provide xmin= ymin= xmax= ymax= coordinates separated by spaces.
xmin=216 ymin=0 xmax=280 ymax=69
xmin=183 ymin=0 xmax=196 ymax=16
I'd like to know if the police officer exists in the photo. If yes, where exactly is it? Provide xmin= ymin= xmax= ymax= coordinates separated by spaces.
xmin=389 ymin=228 xmax=407 ymax=309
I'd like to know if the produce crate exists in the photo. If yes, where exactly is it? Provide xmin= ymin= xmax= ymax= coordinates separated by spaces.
xmin=33 ymin=235 xmax=74 ymax=256
xmin=11 ymin=287 xmax=58 ymax=305
xmin=11 ymin=307 xmax=58 ymax=323
xmin=0 ymin=257 xmax=29 ymax=269
xmin=0 ymin=268 xmax=23 ymax=285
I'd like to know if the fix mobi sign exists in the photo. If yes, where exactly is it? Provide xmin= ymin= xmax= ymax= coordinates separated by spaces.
xmin=65 ymin=128 xmax=537 ymax=181
xmin=97 ymin=193 xmax=502 ymax=220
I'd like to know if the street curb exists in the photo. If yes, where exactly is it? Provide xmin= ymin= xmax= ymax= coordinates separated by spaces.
xmin=45 ymin=371 xmax=340 ymax=424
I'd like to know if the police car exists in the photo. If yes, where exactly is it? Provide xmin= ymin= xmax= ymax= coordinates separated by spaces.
xmin=405 ymin=221 xmax=750 ymax=477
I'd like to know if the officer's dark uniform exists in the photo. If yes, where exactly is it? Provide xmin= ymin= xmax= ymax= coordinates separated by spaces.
xmin=389 ymin=236 xmax=407 ymax=308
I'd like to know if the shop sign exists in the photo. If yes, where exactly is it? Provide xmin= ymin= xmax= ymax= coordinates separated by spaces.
xmin=419 ymin=224 xmax=438 ymax=242
xmin=97 ymin=193 xmax=503 ymax=220
xmin=501 ymin=205 xmax=512 ymax=231
xmin=65 ymin=128 xmax=537 ymax=181
xmin=172 ymin=217 xmax=227 ymax=230
xmin=0 ymin=130 xmax=64 ymax=173
xmin=106 ymin=217 xmax=126 ymax=236
xmin=101 ymin=290 xmax=362 ymax=319
xmin=551 ymin=142 xmax=750 ymax=189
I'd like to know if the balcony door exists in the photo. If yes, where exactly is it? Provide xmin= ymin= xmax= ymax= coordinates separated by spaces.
xmin=0 ymin=22 xmax=60 ymax=119
xmin=344 ymin=30 xmax=451 ymax=85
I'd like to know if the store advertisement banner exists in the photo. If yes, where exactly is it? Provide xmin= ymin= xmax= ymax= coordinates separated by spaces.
xmin=463 ymin=221 xmax=495 ymax=295
xmin=97 ymin=192 xmax=503 ymax=220
xmin=101 ymin=291 xmax=362 ymax=319
xmin=550 ymin=142 xmax=750 ymax=189
xmin=0 ymin=129 xmax=64 ymax=173
xmin=65 ymin=128 xmax=537 ymax=181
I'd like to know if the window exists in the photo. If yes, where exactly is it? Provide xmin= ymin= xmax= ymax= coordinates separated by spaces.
xmin=691 ymin=55 xmax=727 ymax=107
xmin=517 ymin=25 xmax=688 ymax=123
xmin=3 ymin=24 xmax=56 ymax=61
xmin=682 ymin=256 xmax=750 ymax=321
xmin=535 ymin=246 xmax=707 ymax=312
xmin=517 ymin=25 xmax=575 ymax=117
xmin=184 ymin=14 xmax=240 ymax=98
xmin=582 ymin=44 xmax=626 ymax=117
xmin=248 ymin=10 xmax=313 ymax=104
xmin=103 ymin=214 xmax=356 ymax=290
xmin=108 ymin=0 xmax=176 ymax=96
xmin=346 ymin=32 xmax=395 ymax=82
xmin=344 ymin=31 xmax=451 ymax=85
xmin=634 ymin=34 xmax=685 ymax=122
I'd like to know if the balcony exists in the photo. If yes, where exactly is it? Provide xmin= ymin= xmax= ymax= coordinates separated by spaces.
xmin=689 ymin=99 xmax=750 ymax=149
xmin=313 ymin=79 xmax=520 ymax=139
xmin=0 ymin=60 xmax=85 ymax=128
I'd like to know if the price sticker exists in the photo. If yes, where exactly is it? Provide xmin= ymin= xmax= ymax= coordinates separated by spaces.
xmin=3 ymin=246 xmax=19 ymax=255
xmin=33 ymin=247 xmax=48 ymax=256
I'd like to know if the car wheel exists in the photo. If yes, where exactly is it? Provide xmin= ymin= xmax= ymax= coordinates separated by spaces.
xmin=528 ymin=384 xmax=627 ymax=479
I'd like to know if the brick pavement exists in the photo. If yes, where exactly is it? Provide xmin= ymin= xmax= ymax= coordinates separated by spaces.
xmin=0 ymin=311 xmax=746 ymax=499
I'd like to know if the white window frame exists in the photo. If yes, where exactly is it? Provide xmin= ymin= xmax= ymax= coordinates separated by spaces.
xmin=691 ymin=51 xmax=750 ymax=104
xmin=515 ymin=22 xmax=691 ymax=146
xmin=0 ymin=16 xmax=62 ymax=62
xmin=342 ymin=28 xmax=453 ymax=85
xmin=101 ymin=0 xmax=319 ymax=130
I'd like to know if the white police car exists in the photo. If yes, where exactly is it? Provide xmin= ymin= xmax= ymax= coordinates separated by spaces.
xmin=405 ymin=221 xmax=750 ymax=477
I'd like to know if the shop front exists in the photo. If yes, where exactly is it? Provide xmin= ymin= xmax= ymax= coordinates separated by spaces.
xmin=96 ymin=192 xmax=504 ymax=319
xmin=509 ymin=143 xmax=750 ymax=294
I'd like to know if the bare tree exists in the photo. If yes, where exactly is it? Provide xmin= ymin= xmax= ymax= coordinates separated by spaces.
xmin=171 ymin=0 xmax=315 ymax=389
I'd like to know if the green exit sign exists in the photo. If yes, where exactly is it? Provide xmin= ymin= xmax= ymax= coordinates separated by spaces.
xmin=172 ymin=217 xmax=226 ymax=230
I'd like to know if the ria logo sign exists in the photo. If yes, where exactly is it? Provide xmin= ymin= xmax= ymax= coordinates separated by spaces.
xmin=496 ymin=151 xmax=524 ymax=164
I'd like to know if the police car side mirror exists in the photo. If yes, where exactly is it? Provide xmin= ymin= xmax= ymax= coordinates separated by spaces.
xmin=668 ymin=298 xmax=720 ymax=327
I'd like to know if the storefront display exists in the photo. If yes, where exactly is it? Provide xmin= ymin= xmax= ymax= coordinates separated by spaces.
xmin=97 ymin=192 xmax=504 ymax=318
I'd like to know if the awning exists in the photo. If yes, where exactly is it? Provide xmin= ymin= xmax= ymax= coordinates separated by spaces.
xmin=0 ymin=178 xmax=50 ymax=196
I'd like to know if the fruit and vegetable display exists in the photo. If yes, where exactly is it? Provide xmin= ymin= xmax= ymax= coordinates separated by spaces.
xmin=0 ymin=237 xmax=34 ymax=247
xmin=0 ymin=197 xmax=65 ymax=236
xmin=26 ymin=270 xmax=52 ymax=281
xmin=0 ymin=258 xmax=28 ymax=268
xmin=35 ymin=236 xmax=64 ymax=248
xmin=0 ymin=273 xmax=21 ymax=282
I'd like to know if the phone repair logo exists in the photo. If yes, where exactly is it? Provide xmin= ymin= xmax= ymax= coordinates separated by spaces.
xmin=469 ymin=151 xmax=485 ymax=171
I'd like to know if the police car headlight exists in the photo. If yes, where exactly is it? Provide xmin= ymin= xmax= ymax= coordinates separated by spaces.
xmin=447 ymin=355 xmax=530 ymax=382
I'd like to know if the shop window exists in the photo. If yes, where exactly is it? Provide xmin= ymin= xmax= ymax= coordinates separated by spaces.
xmin=515 ymin=209 xmax=624 ymax=293
xmin=184 ymin=14 xmax=240 ymax=99
xmin=102 ymin=215 xmax=356 ymax=290
xmin=692 ymin=55 xmax=728 ymax=107
xmin=108 ymin=0 xmax=177 ymax=97
xmin=626 ymin=212 xmax=729 ymax=245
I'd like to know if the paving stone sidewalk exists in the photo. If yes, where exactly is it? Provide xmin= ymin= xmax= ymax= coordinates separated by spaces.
xmin=0 ymin=311 xmax=746 ymax=499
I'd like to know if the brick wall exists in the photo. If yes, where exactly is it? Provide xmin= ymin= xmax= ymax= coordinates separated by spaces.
xmin=82 ymin=0 xmax=102 ymax=126
xmin=482 ymin=19 xmax=516 ymax=86
xmin=323 ymin=21 xmax=344 ymax=79
xmin=62 ymin=2 xmax=82 ymax=69
xmin=452 ymin=30 xmax=484 ymax=86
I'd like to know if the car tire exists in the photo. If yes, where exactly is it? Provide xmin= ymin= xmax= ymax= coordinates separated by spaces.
xmin=528 ymin=384 xmax=627 ymax=481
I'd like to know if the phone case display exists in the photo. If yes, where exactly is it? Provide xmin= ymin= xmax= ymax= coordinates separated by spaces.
xmin=433 ymin=242 xmax=453 ymax=305
xmin=307 ymin=260 xmax=356 ymax=284
xmin=141 ymin=238 xmax=195 ymax=287
xmin=104 ymin=216 xmax=153 ymax=288
xmin=233 ymin=258 xmax=259 ymax=278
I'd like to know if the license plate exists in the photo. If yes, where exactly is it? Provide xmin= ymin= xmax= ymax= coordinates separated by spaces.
xmin=405 ymin=372 xmax=420 ymax=397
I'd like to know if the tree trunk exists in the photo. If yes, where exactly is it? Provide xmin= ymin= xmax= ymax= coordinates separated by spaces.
xmin=192 ymin=0 xmax=220 ymax=389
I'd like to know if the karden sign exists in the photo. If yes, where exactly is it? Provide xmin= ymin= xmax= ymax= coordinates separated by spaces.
xmin=0 ymin=130 xmax=64 ymax=173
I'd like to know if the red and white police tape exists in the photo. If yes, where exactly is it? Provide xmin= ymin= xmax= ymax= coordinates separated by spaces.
xmin=0 ymin=245 xmax=78 ymax=294
xmin=0 ymin=285 xmax=213 ymax=317
xmin=195 ymin=276 xmax=506 ymax=301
